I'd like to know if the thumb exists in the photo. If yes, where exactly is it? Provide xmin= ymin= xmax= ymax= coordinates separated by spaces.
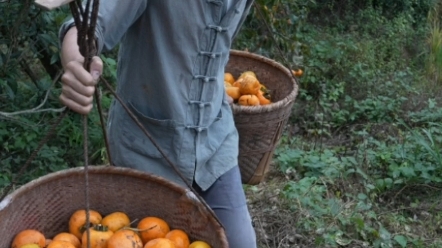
xmin=90 ymin=56 xmax=103 ymax=81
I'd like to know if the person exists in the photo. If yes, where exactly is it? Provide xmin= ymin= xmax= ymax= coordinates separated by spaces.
xmin=58 ymin=0 xmax=257 ymax=247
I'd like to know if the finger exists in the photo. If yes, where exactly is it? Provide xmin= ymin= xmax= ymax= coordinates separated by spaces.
xmin=61 ymin=84 xmax=94 ymax=107
xmin=65 ymin=60 xmax=97 ymax=87
xmin=60 ymin=94 xmax=93 ymax=115
xmin=90 ymin=56 xmax=103 ymax=81
xmin=61 ymin=71 xmax=96 ymax=97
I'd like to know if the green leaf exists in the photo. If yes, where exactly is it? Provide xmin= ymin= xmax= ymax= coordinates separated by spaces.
xmin=394 ymin=235 xmax=407 ymax=247
xmin=329 ymin=198 xmax=341 ymax=216
xmin=355 ymin=167 xmax=369 ymax=180
xmin=384 ymin=178 xmax=393 ymax=186
xmin=400 ymin=166 xmax=416 ymax=177
xmin=379 ymin=226 xmax=391 ymax=240
xmin=375 ymin=178 xmax=385 ymax=189
xmin=351 ymin=216 xmax=365 ymax=230
xmin=357 ymin=193 xmax=367 ymax=200
xmin=50 ymin=53 xmax=59 ymax=65
xmin=5 ymin=82 xmax=15 ymax=99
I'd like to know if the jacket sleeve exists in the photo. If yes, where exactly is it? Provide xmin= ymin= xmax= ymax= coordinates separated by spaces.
xmin=58 ymin=0 xmax=148 ymax=54
xmin=231 ymin=0 xmax=254 ymax=41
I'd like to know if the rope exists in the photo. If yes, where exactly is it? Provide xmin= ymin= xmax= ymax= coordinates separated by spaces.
xmin=68 ymin=1 xmax=100 ymax=247
xmin=95 ymin=88 xmax=112 ymax=164
xmin=98 ymin=76 xmax=224 ymax=227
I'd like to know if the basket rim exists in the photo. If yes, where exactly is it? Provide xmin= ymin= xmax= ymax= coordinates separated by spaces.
xmin=229 ymin=49 xmax=299 ymax=114
xmin=1 ymin=166 xmax=197 ymax=211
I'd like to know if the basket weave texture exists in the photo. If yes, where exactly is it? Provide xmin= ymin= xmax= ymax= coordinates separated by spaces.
xmin=226 ymin=50 xmax=299 ymax=185
xmin=0 ymin=166 xmax=228 ymax=247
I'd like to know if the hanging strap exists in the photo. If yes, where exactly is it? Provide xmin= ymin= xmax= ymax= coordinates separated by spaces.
xmin=68 ymin=1 xmax=100 ymax=247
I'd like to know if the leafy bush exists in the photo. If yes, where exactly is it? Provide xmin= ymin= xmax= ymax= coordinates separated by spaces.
xmin=258 ymin=1 xmax=442 ymax=246
xmin=0 ymin=3 xmax=115 ymax=189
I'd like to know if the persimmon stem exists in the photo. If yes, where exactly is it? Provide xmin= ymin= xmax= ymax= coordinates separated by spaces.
xmin=127 ymin=218 xmax=139 ymax=227
xmin=121 ymin=225 xmax=157 ymax=232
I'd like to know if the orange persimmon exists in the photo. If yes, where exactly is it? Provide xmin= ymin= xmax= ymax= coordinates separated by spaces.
xmin=52 ymin=233 xmax=81 ymax=248
xmin=225 ymin=86 xmax=241 ymax=100
xmin=101 ymin=211 xmax=131 ymax=232
xmin=107 ymin=229 xmax=143 ymax=248
xmin=165 ymin=229 xmax=190 ymax=248
xmin=238 ymin=94 xmax=260 ymax=106
xmin=257 ymin=90 xmax=271 ymax=105
xmin=224 ymin=73 xmax=235 ymax=84
xmin=11 ymin=229 xmax=46 ymax=248
xmin=137 ymin=217 xmax=170 ymax=244
xmin=69 ymin=209 xmax=102 ymax=239
xmin=237 ymin=75 xmax=261 ymax=95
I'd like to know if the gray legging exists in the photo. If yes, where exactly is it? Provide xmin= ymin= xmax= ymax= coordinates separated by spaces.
xmin=193 ymin=166 xmax=257 ymax=248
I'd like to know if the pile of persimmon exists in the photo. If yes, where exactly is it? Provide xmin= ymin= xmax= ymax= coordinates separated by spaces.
xmin=11 ymin=209 xmax=212 ymax=248
xmin=224 ymin=71 xmax=272 ymax=106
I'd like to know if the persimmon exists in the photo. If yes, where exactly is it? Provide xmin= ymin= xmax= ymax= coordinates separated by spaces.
xmin=69 ymin=209 xmax=102 ymax=239
xmin=224 ymin=81 xmax=232 ymax=87
xmin=165 ymin=229 xmax=190 ymax=248
xmin=11 ymin=229 xmax=46 ymax=248
xmin=224 ymin=73 xmax=235 ymax=84
xmin=81 ymin=224 xmax=113 ymax=248
xmin=238 ymin=71 xmax=257 ymax=80
xmin=292 ymin=69 xmax=303 ymax=77
xmin=46 ymin=240 xmax=76 ymax=248
xmin=256 ymin=90 xmax=271 ymax=105
xmin=297 ymin=69 xmax=304 ymax=77
xmin=107 ymin=229 xmax=143 ymax=248
xmin=16 ymin=245 xmax=40 ymax=248
xmin=237 ymin=75 xmax=261 ymax=95
xmin=144 ymin=238 xmax=176 ymax=248
xmin=189 ymin=241 xmax=211 ymax=248
xmin=238 ymin=94 xmax=260 ymax=106
xmin=46 ymin=239 xmax=53 ymax=247
xmin=137 ymin=217 xmax=170 ymax=244
xmin=232 ymin=81 xmax=241 ymax=87
xmin=225 ymin=86 xmax=241 ymax=101
xmin=52 ymin=232 xmax=81 ymax=248
xmin=101 ymin=211 xmax=131 ymax=232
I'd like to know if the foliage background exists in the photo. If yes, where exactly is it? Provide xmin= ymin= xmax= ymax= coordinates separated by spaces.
xmin=1 ymin=0 xmax=442 ymax=247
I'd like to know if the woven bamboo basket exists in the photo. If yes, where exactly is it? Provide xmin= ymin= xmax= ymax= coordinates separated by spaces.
xmin=226 ymin=50 xmax=299 ymax=185
xmin=0 ymin=166 xmax=228 ymax=247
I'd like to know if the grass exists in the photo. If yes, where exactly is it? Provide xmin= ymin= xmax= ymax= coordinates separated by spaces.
xmin=247 ymin=142 xmax=442 ymax=248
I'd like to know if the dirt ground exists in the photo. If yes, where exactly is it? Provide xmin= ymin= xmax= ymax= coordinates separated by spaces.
xmin=245 ymin=167 xmax=316 ymax=248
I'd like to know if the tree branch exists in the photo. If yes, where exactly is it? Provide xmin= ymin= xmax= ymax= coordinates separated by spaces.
xmin=0 ymin=70 xmax=65 ymax=117
xmin=19 ymin=59 xmax=41 ymax=90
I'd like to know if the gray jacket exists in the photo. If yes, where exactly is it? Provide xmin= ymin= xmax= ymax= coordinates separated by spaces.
xmin=59 ymin=0 xmax=254 ymax=191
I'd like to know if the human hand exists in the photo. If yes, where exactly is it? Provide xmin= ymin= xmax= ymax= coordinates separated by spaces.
xmin=59 ymin=56 xmax=103 ymax=115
